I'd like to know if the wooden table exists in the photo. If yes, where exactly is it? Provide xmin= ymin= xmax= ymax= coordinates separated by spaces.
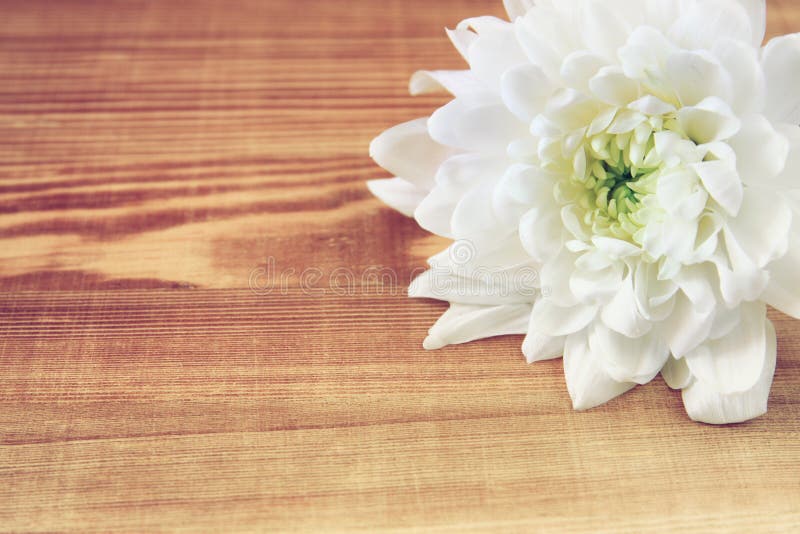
xmin=2 ymin=1 xmax=799 ymax=531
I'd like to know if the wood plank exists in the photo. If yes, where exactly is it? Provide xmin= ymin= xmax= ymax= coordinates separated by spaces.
xmin=2 ymin=291 xmax=799 ymax=531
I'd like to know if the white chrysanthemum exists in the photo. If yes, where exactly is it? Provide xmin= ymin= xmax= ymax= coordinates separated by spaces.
xmin=369 ymin=0 xmax=800 ymax=424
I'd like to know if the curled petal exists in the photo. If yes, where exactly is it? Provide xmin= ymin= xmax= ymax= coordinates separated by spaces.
xmin=423 ymin=303 xmax=531 ymax=350
xmin=563 ymin=328 xmax=636 ymax=410
xmin=684 ymin=302 xmax=767 ymax=395
xmin=662 ymin=356 xmax=692 ymax=390
xmin=501 ymin=64 xmax=553 ymax=122
xmin=529 ymin=299 xmax=598 ymax=337
xmin=367 ymin=178 xmax=427 ymax=217
xmin=665 ymin=50 xmax=733 ymax=107
xmin=727 ymin=114 xmax=790 ymax=184
xmin=503 ymin=0 xmax=534 ymax=20
xmin=409 ymin=70 xmax=485 ymax=97
xmin=370 ymin=118 xmax=456 ymax=189
xmin=589 ymin=322 xmax=669 ymax=384
xmin=763 ymin=33 xmax=800 ymax=125
xmin=682 ymin=319 xmax=776 ymax=424
xmin=522 ymin=329 xmax=564 ymax=363
xmin=429 ymin=98 xmax=527 ymax=152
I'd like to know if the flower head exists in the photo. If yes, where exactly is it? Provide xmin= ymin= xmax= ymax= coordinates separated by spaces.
xmin=369 ymin=0 xmax=800 ymax=424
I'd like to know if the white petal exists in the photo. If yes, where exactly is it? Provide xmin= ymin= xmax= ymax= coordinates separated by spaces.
xmin=691 ymin=160 xmax=743 ymax=216
xmin=711 ymin=38 xmax=765 ymax=115
xmin=771 ymin=124 xmax=800 ymax=190
xmin=735 ymin=0 xmax=766 ymax=46
xmin=579 ymin=0 xmax=630 ymax=61
xmin=501 ymin=64 xmax=553 ymax=123
xmin=684 ymin=302 xmax=766 ymax=394
xmin=682 ymin=319 xmax=776 ymax=424
xmin=429 ymin=98 xmax=527 ymax=153
xmin=519 ymin=204 xmax=563 ymax=264
xmin=588 ymin=66 xmax=640 ymax=106
xmin=423 ymin=303 xmax=531 ymax=350
xmin=452 ymin=181 xmax=516 ymax=249
xmin=656 ymin=168 xmax=709 ymax=219
xmin=409 ymin=268 xmax=534 ymax=306
xmin=466 ymin=20 xmax=528 ymax=92
xmin=560 ymin=51 xmax=607 ymax=93
xmin=627 ymin=95 xmax=676 ymax=116
xmin=446 ymin=27 xmax=477 ymax=62
xmin=665 ymin=50 xmax=733 ymax=107
xmin=540 ymin=247 xmax=580 ymax=307
xmin=662 ymin=356 xmax=692 ymax=390
xmin=409 ymin=70 xmax=485 ymax=98
xmin=563 ymin=329 xmax=636 ymax=410
xmin=660 ymin=293 xmax=715 ymax=357
xmin=514 ymin=9 xmax=567 ymax=78
xmin=712 ymin=236 xmax=769 ymax=308
xmin=618 ymin=26 xmax=676 ymax=84
xmin=367 ymin=178 xmax=427 ymax=217
xmin=601 ymin=273 xmax=652 ymax=338
xmin=762 ymin=33 xmax=800 ymax=124
xmin=727 ymin=114 xmax=790 ymax=184
xmin=504 ymin=0 xmax=534 ymax=20
xmin=370 ymin=119 xmax=455 ymax=189
xmin=633 ymin=261 xmax=678 ymax=322
xmin=725 ymin=187 xmax=792 ymax=268
xmin=668 ymin=0 xmax=753 ymax=50
xmin=590 ymin=322 xmax=669 ymax=384
xmin=676 ymin=97 xmax=741 ymax=144
xmin=761 ymin=217 xmax=800 ymax=319
xmin=414 ymin=153 xmax=505 ymax=237
xmin=529 ymin=299 xmax=598 ymax=337
xmin=522 ymin=330 xmax=564 ymax=363
xmin=543 ymin=89 xmax=601 ymax=132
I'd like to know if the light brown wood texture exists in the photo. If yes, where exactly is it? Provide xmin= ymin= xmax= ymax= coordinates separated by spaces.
xmin=1 ymin=1 xmax=799 ymax=532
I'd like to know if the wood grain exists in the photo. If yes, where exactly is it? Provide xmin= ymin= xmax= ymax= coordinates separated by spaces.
xmin=1 ymin=1 xmax=799 ymax=532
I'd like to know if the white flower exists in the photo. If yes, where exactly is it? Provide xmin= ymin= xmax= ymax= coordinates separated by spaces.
xmin=369 ymin=0 xmax=800 ymax=424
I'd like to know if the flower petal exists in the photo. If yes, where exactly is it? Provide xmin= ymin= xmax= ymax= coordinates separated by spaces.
xmin=735 ymin=0 xmax=766 ymax=46
xmin=762 ymin=33 xmax=800 ymax=124
xmin=588 ymin=66 xmax=640 ymax=106
xmin=727 ymin=114 xmax=789 ymax=184
xmin=660 ymin=292 xmax=715 ymax=357
xmin=367 ymin=178 xmax=427 ymax=217
xmin=668 ymin=0 xmax=753 ymax=50
xmin=519 ymin=203 xmax=563 ymax=264
xmin=665 ymin=50 xmax=733 ymax=107
xmin=529 ymin=299 xmax=598 ymax=337
xmin=762 ymin=219 xmax=800 ymax=319
xmin=662 ymin=356 xmax=692 ymax=390
xmin=563 ymin=328 xmax=636 ymax=410
xmin=676 ymin=97 xmax=741 ymax=144
xmin=409 ymin=70 xmax=485 ymax=98
xmin=522 ymin=330 xmax=565 ymax=363
xmin=711 ymin=38 xmax=765 ymax=115
xmin=560 ymin=51 xmax=607 ymax=93
xmin=684 ymin=302 xmax=767 ymax=394
xmin=370 ymin=118 xmax=456 ymax=189
xmin=501 ymin=64 xmax=553 ymax=123
xmin=600 ymin=272 xmax=652 ymax=338
xmin=423 ymin=303 xmax=531 ymax=350
xmin=590 ymin=322 xmax=669 ymax=384
xmin=429 ymin=98 xmax=527 ymax=152
xmin=691 ymin=160 xmax=743 ymax=216
xmin=725 ymin=187 xmax=792 ymax=268
xmin=503 ymin=0 xmax=534 ymax=20
xmin=681 ymin=318 xmax=776 ymax=424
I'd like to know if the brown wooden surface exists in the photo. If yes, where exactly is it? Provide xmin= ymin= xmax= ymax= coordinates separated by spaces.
xmin=1 ymin=1 xmax=799 ymax=532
